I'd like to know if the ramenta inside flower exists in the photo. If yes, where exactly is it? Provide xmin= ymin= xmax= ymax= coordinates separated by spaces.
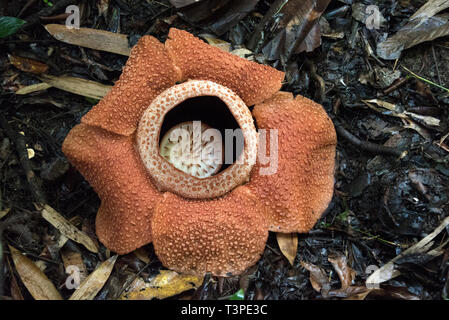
xmin=136 ymin=80 xmax=258 ymax=199
xmin=159 ymin=120 xmax=224 ymax=179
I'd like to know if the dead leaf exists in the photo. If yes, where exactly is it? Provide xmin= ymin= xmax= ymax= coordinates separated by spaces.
xmin=97 ymin=0 xmax=109 ymax=16
xmin=38 ymin=204 xmax=99 ymax=253
xmin=39 ymin=75 xmax=111 ymax=100
xmin=8 ymin=55 xmax=49 ymax=74
xmin=342 ymin=288 xmax=373 ymax=300
xmin=69 ymin=255 xmax=118 ymax=300
xmin=403 ymin=111 xmax=440 ymax=127
xmin=377 ymin=14 xmax=449 ymax=60
xmin=410 ymin=0 xmax=449 ymax=21
xmin=15 ymin=82 xmax=52 ymax=95
xmin=0 ymin=207 xmax=11 ymax=220
xmin=60 ymin=247 xmax=88 ymax=285
xmin=366 ymin=216 xmax=449 ymax=287
xmin=276 ymin=232 xmax=298 ymax=266
xmin=120 ymin=270 xmax=204 ymax=300
xmin=169 ymin=0 xmax=204 ymax=8
xmin=133 ymin=247 xmax=151 ymax=264
xmin=200 ymin=34 xmax=231 ymax=52
xmin=254 ymin=0 xmax=331 ymax=61
xmin=179 ymin=0 xmax=259 ymax=36
xmin=328 ymin=252 xmax=356 ymax=289
xmin=8 ymin=245 xmax=62 ymax=300
xmin=6 ymin=258 xmax=24 ymax=300
xmin=45 ymin=24 xmax=131 ymax=56
xmin=231 ymin=48 xmax=255 ymax=60
xmin=300 ymin=261 xmax=330 ymax=295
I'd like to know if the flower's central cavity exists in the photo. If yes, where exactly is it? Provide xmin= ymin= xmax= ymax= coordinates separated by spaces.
xmin=159 ymin=121 xmax=224 ymax=179
xmin=137 ymin=80 xmax=258 ymax=199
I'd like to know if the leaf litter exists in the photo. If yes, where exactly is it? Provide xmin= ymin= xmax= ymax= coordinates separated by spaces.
xmin=1 ymin=0 xmax=449 ymax=301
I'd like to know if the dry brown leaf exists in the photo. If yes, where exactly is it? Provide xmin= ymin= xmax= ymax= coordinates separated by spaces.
xmin=377 ymin=14 xmax=449 ymax=60
xmin=45 ymin=24 xmax=131 ymax=56
xmin=257 ymin=0 xmax=331 ymax=60
xmin=328 ymin=252 xmax=356 ymax=289
xmin=6 ymin=257 xmax=24 ymax=300
xmin=120 ymin=270 xmax=204 ymax=300
xmin=69 ymin=255 xmax=118 ymax=300
xmin=366 ymin=216 xmax=449 ymax=287
xmin=300 ymin=260 xmax=330 ymax=294
xmin=38 ymin=204 xmax=98 ymax=253
xmin=60 ymin=247 xmax=88 ymax=284
xmin=8 ymin=245 xmax=62 ymax=300
xmin=403 ymin=111 xmax=440 ymax=127
xmin=15 ymin=82 xmax=52 ymax=95
xmin=276 ymin=232 xmax=298 ymax=266
xmin=200 ymin=34 xmax=231 ymax=52
xmin=8 ymin=55 xmax=49 ymax=74
xmin=362 ymin=99 xmax=401 ymax=113
xmin=39 ymin=75 xmax=111 ymax=100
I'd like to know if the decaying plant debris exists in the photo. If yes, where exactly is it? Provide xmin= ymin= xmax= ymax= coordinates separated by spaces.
xmin=0 ymin=0 xmax=449 ymax=300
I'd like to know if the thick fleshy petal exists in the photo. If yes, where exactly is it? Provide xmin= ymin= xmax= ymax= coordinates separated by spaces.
xmin=62 ymin=123 xmax=161 ymax=254
xmin=81 ymin=36 xmax=180 ymax=136
xmin=165 ymin=28 xmax=285 ymax=106
xmin=151 ymin=186 xmax=268 ymax=276
xmin=248 ymin=92 xmax=337 ymax=233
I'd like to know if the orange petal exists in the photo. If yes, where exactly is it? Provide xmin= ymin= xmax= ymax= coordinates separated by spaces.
xmin=62 ymin=123 xmax=161 ymax=254
xmin=248 ymin=92 xmax=337 ymax=233
xmin=81 ymin=36 xmax=180 ymax=136
xmin=165 ymin=28 xmax=285 ymax=106
xmin=151 ymin=186 xmax=268 ymax=276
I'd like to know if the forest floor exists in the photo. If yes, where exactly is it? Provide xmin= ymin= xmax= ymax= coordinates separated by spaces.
xmin=0 ymin=0 xmax=448 ymax=300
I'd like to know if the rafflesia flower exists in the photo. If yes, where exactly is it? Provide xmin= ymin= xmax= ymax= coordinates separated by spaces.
xmin=62 ymin=28 xmax=337 ymax=276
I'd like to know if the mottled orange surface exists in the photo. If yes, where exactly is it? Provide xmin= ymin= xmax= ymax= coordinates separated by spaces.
xmin=62 ymin=28 xmax=337 ymax=276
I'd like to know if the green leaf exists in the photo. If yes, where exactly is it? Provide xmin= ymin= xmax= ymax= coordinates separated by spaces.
xmin=228 ymin=289 xmax=245 ymax=300
xmin=0 ymin=16 xmax=26 ymax=38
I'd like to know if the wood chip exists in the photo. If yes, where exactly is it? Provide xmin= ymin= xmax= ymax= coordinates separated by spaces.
xmin=38 ymin=203 xmax=98 ymax=253
xmin=8 ymin=245 xmax=62 ymax=300
xmin=69 ymin=255 xmax=118 ymax=300
xmin=39 ymin=75 xmax=111 ymax=100
xmin=276 ymin=232 xmax=298 ymax=266
xmin=45 ymin=24 xmax=131 ymax=56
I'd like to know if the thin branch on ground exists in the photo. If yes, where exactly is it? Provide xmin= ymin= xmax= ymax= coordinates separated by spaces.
xmin=0 ymin=112 xmax=47 ymax=204
xmin=334 ymin=122 xmax=406 ymax=158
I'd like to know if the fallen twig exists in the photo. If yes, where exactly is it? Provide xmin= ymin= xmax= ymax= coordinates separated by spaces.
xmin=0 ymin=113 xmax=47 ymax=203
xmin=22 ymin=0 xmax=75 ymax=30
xmin=334 ymin=122 xmax=406 ymax=158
